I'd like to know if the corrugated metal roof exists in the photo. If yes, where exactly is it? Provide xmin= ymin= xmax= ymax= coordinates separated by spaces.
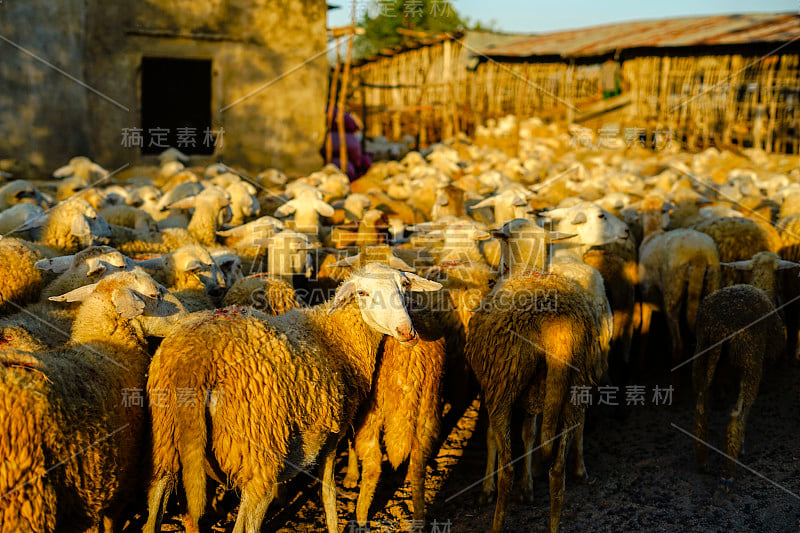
xmin=481 ymin=13 xmax=800 ymax=59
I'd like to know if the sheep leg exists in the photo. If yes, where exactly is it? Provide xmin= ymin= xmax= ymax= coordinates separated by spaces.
xmin=489 ymin=410 xmax=513 ymax=533
xmin=548 ymin=424 xmax=574 ymax=533
xmin=354 ymin=425 xmax=382 ymax=526
xmin=342 ymin=439 xmax=360 ymax=488
xmin=722 ymin=376 xmax=758 ymax=483
xmin=409 ymin=438 xmax=427 ymax=524
xmin=638 ymin=302 xmax=654 ymax=362
xmin=531 ymin=413 xmax=544 ymax=477
xmin=568 ymin=410 xmax=588 ymax=482
xmin=479 ymin=423 xmax=498 ymax=505
xmin=244 ymin=484 xmax=275 ymax=533
xmin=665 ymin=306 xmax=683 ymax=366
xmin=319 ymin=447 xmax=340 ymax=533
xmin=693 ymin=385 xmax=711 ymax=473
xmin=518 ymin=415 xmax=537 ymax=503
xmin=143 ymin=476 xmax=173 ymax=533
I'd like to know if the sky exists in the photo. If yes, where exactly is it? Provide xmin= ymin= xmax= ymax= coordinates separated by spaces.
xmin=327 ymin=0 xmax=798 ymax=34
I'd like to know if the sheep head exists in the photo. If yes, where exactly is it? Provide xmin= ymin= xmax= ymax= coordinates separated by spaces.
xmin=49 ymin=271 xmax=185 ymax=336
xmin=328 ymin=262 xmax=441 ymax=345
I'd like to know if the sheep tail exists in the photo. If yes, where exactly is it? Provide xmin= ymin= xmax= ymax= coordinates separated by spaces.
xmin=685 ymin=257 xmax=707 ymax=334
xmin=176 ymin=389 xmax=209 ymax=523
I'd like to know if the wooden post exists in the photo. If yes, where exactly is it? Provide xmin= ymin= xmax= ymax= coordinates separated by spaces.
xmin=325 ymin=37 xmax=342 ymax=165
xmin=338 ymin=27 xmax=355 ymax=172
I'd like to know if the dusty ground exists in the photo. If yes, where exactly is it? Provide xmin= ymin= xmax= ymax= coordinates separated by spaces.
xmin=145 ymin=339 xmax=800 ymax=533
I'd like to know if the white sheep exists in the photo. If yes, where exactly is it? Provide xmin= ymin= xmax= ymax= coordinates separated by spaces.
xmin=0 ymin=271 xmax=184 ymax=533
xmin=143 ymin=263 xmax=442 ymax=533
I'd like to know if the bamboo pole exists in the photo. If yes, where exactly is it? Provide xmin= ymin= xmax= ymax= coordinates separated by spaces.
xmin=338 ymin=20 xmax=355 ymax=172
xmin=325 ymin=37 xmax=342 ymax=165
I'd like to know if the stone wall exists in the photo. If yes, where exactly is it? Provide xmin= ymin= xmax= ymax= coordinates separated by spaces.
xmin=0 ymin=0 xmax=327 ymax=174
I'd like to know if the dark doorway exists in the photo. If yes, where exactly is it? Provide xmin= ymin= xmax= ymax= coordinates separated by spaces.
xmin=140 ymin=57 xmax=213 ymax=155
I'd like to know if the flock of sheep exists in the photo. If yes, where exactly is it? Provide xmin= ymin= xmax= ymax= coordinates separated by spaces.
xmin=0 ymin=114 xmax=798 ymax=533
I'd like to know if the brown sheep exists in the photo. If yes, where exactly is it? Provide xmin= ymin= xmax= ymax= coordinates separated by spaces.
xmin=692 ymin=252 xmax=791 ymax=500
xmin=143 ymin=264 xmax=442 ymax=533
xmin=221 ymin=274 xmax=301 ymax=315
xmin=693 ymin=216 xmax=774 ymax=287
xmin=345 ymin=305 xmax=446 ymax=526
xmin=0 ymin=271 xmax=184 ymax=533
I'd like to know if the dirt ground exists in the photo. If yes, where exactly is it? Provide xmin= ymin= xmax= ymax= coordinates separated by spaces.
xmin=148 ymin=338 xmax=800 ymax=533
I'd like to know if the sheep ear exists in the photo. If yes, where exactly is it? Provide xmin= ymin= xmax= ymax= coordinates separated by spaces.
xmin=388 ymin=256 xmax=415 ymax=272
xmin=331 ymin=254 xmax=360 ymax=268
xmin=473 ymin=229 xmax=492 ymax=241
xmin=328 ymin=280 xmax=356 ymax=314
xmin=404 ymin=272 xmax=442 ymax=292
xmin=133 ymin=257 xmax=165 ymax=270
xmin=569 ymin=211 xmax=587 ymax=225
xmin=70 ymin=214 xmax=91 ymax=237
xmin=776 ymin=260 xmax=800 ymax=270
xmin=471 ymin=196 xmax=496 ymax=209
xmin=35 ymin=255 xmax=75 ymax=273
xmin=314 ymin=200 xmax=335 ymax=217
xmin=49 ymin=282 xmax=99 ymax=303
xmin=112 ymin=288 xmax=146 ymax=319
xmin=85 ymin=260 xmax=106 ymax=277
xmin=184 ymin=259 xmax=203 ymax=273
xmin=274 ymin=200 xmax=298 ymax=217
xmin=53 ymin=165 xmax=74 ymax=178
xmin=167 ymin=196 xmax=196 ymax=210
xmin=546 ymin=231 xmax=577 ymax=242
xmin=17 ymin=213 xmax=48 ymax=232
xmin=720 ymin=260 xmax=753 ymax=270
xmin=540 ymin=207 xmax=565 ymax=221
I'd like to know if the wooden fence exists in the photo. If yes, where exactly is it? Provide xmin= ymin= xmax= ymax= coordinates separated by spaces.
xmin=346 ymin=36 xmax=800 ymax=154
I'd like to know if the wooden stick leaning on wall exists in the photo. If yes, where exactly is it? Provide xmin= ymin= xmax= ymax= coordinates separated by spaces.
xmin=326 ymin=37 xmax=342 ymax=165
xmin=338 ymin=29 xmax=355 ymax=173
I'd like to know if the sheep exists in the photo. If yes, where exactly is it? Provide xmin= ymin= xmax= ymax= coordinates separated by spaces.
xmin=225 ymin=180 xmax=261 ymax=225
xmin=692 ymin=216 xmax=774 ymax=287
xmin=470 ymin=188 xmax=532 ymax=227
xmin=100 ymin=204 xmax=158 ymax=234
xmin=51 ymin=155 xmax=107 ymax=181
xmin=36 ymin=245 xmax=140 ymax=301
xmin=327 ymin=208 xmax=386 ymax=249
xmin=0 ymin=203 xmax=45 ymax=237
xmin=638 ymin=196 xmax=720 ymax=364
xmin=430 ymin=183 xmax=467 ymax=220
xmin=692 ymin=252 xmax=792 ymax=499
xmin=221 ymin=273 xmax=301 ymax=315
xmin=541 ymin=202 xmax=631 ymax=369
xmin=1 ymin=246 xmax=146 ymax=348
xmin=347 ymin=306 xmax=447 ymax=527
xmin=0 ymin=180 xmax=48 ymax=210
xmin=466 ymin=220 xmax=605 ymax=533
xmin=136 ymin=245 xmax=226 ymax=311
xmin=210 ymin=249 xmax=244 ymax=289
xmin=35 ymin=198 xmax=113 ymax=255
xmin=0 ymin=237 xmax=46 ymax=315
xmin=261 ymin=230 xmax=315 ymax=284
xmin=0 ymin=271 xmax=184 ymax=533
xmin=273 ymin=187 xmax=335 ymax=237
xmin=143 ymin=263 xmax=442 ymax=533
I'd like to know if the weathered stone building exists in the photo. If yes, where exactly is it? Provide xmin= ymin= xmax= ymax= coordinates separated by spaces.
xmin=0 ymin=0 xmax=328 ymax=174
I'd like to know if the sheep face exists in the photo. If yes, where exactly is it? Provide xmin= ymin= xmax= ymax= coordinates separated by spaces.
xmin=329 ymin=263 xmax=442 ymax=345
xmin=68 ymin=203 xmax=112 ymax=247
xmin=212 ymin=251 xmax=244 ymax=287
xmin=37 ymin=246 xmax=131 ymax=278
xmin=544 ymin=203 xmax=630 ymax=247
xmin=167 ymin=245 xmax=226 ymax=299
xmin=49 ymin=271 xmax=183 ymax=332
